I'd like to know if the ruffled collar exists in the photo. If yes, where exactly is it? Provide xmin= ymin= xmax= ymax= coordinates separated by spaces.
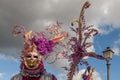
xmin=20 ymin=63 xmax=45 ymax=77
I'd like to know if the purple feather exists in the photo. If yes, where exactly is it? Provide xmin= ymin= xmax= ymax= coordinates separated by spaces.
xmin=33 ymin=36 xmax=55 ymax=55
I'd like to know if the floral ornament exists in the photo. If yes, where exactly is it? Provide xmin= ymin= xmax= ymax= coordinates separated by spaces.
xmin=33 ymin=36 xmax=55 ymax=55
xmin=66 ymin=1 xmax=105 ymax=80
xmin=12 ymin=22 xmax=67 ymax=56
xmin=65 ymin=1 xmax=105 ymax=80
xmin=82 ymin=66 xmax=94 ymax=80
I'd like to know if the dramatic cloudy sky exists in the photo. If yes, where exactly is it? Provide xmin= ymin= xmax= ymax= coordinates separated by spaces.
xmin=0 ymin=0 xmax=120 ymax=80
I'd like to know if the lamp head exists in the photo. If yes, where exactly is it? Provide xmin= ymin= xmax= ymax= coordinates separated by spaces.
xmin=103 ymin=47 xmax=114 ymax=60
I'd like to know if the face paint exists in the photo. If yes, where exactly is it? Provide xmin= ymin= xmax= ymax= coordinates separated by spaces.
xmin=23 ymin=52 xmax=41 ymax=70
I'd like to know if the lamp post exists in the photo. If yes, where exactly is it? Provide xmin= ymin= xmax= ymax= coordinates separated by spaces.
xmin=103 ymin=47 xmax=114 ymax=80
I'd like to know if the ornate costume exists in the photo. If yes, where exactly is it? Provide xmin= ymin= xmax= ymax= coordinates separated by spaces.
xmin=82 ymin=66 xmax=94 ymax=80
xmin=11 ymin=68 xmax=57 ymax=80
xmin=11 ymin=24 xmax=67 ymax=80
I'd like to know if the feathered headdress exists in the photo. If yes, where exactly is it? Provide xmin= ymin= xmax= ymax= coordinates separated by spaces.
xmin=12 ymin=23 xmax=67 ymax=56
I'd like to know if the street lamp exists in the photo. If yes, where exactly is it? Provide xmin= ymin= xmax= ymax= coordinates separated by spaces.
xmin=103 ymin=47 xmax=114 ymax=80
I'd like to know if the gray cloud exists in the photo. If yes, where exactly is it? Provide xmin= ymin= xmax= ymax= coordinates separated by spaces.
xmin=0 ymin=0 xmax=82 ymax=58
xmin=0 ymin=72 xmax=4 ymax=79
xmin=0 ymin=0 xmax=120 ymax=61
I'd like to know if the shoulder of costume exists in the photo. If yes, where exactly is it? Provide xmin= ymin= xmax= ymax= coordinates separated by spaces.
xmin=11 ymin=73 xmax=22 ymax=80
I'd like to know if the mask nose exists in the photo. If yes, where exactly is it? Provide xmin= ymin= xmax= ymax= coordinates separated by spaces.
xmin=29 ymin=56 xmax=36 ymax=63
xmin=30 ymin=58 xmax=34 ymax=62
xmin=31 ymin=56 xmax=34 ymax=60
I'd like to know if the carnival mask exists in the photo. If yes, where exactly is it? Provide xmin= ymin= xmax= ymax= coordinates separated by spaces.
xmin=23 ymin=52 xmax=41 ymax=70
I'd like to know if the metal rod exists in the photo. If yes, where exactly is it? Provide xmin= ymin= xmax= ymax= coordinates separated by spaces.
xmin=106 ymin=60 xmax=110 ymax=80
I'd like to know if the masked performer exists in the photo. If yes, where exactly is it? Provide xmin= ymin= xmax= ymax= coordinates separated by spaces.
xmin=82 ymin=66 xmax=94 ymax=80
xmin=11 ymin=24 xmax=67 ymax=80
